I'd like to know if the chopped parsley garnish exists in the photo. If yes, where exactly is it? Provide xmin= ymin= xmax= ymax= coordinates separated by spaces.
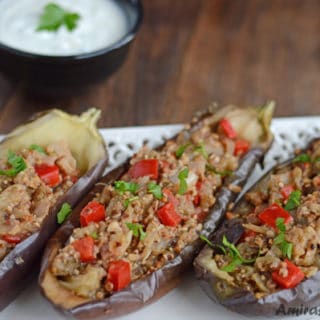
xmin=57 ymin=203 xmax=72 ymax=224
xmin=124 ymin=196 xmax=139 ymax=209
xmin=221 ymin=235 xmax=256 ymax=272
xmin=114 ymin=180 xmax=138 ymax=194
xmin=176 ymin=143 xmax=190 ymax=158
xmin=126 ymin=222 xmax=146 ymax=241
xmin=293 ymin=153 xmax=311 ymax=163
xmin=178 ymin=168 xmax=189 ymax=195
xmin=194 ymin=143 xmax=208 ymax=159
xmin=199 ymin=235 xmax=226 ymax=254
xmin=0 ymin=150 xmax=27 ymax=177
xmin=206 ymin=164 xmax=232 ymax=177
xmin=37 ymin=3 xmax=81 ymax=32
xmin=90 ymin=231 xmax=98 ymax=240
xmin=29 ymin=144 xmax=46 ymax=154
xmin=284 ymin=190 xmax=301 ymax=211
xmin=148 ymin=182 xmax=163 ymax=200
xmin=274 ymin=218 xmax=293 ymax=259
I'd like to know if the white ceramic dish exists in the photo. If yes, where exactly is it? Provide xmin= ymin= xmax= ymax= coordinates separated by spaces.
xmin=1 ymin=117 xmax=320 ymax=320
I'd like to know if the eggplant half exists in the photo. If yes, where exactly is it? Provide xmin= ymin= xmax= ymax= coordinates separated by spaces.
xmin=0 ymin=108 xmax=108 ymax=311
xmin=39 ymin=103 xmax=274 ymax=319
xmin=194 ymin=138 xmax=320 ymax=316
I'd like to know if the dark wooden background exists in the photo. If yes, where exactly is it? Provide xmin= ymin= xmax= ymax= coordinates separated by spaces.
xmin=0 ymin=0 xmax=319 ymax=133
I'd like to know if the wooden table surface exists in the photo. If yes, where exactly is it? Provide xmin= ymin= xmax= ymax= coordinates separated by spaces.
xmin=0 ymin=0 xmax=319 ymax=133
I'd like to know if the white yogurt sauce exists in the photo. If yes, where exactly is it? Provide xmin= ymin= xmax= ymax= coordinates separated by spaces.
xmin=0 ymin=0 xmax=129 ymax=56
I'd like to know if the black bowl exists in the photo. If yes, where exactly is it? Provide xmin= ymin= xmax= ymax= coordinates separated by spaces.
xmin=0 ymin=0 xmax=143 ymax=93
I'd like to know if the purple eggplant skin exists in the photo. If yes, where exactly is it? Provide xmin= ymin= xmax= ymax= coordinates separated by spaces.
xmin=194 ymin=138 xmax=320 ymax=316
xmin=0 ymin=109 xmax=109 ymax=311
xmin=39 ymin=104 xmax=274 ymax=319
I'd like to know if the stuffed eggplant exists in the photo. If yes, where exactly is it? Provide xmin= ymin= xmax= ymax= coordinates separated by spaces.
xmin=39 ymin=103 xmax=274 ymax=319
xmin=0 ymin=108 xmax=108 ymax=311
xmin=194 ymin=137 xmax=320 ymax=316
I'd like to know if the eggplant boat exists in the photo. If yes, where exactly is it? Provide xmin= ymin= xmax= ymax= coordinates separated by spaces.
xmin=40 ymin=103 xmax=274 ymax=319
xmin=0 ymin=108 xmax=108 ymax=311
xmin=194 ymin=137 xmax=320 ymax=316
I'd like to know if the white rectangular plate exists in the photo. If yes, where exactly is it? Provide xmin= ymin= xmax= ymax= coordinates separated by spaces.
xmin=1 ymin=117 xmax=320 ymax=320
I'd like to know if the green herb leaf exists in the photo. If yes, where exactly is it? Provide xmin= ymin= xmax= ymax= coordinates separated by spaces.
xmin=114 ymin=180 xmax=138 ymax=194
xmin=293 ymin=153 xmax=311 ymax=163
xmin=275 ymin=217 xmax=293 ymax=259
xmin=90 ymin=231 xmax=98 ymax=240
xmin=281 ymin=242 xmax=293 ymax=259
xmin=275 ymin=217 xmax=286 ymax=233
xmin=206 ymin=164 xmax=232 ymax=177
xmin=221 ymin=257 xmax=242 ymax=272
xmin=194 ymin=143 xmax=208 ymax=159
xmin=314 ymin=157 xmax=320 ymax=163
xmin=57 ymin=203 xmax=72 ymax=224
xmin=176 ymin=143 xmax=190 ymax=158
xmin=29 ymin=144 xmax=46 ymax=154
xmin=124 ymin=196 xmax=139 ymax=209
xmin=0 ymin=150 xmax=27 ymax=177
xmin=199 ymin=235 xmax=226 ymax=254
xmin=221 ymin=235 xmax=256 ymax=272
xmin=178 ymin=168 xmax=189 ymax=195
xmin=126 ymin=222 xmax=146 ymax=241
xmin=37 ymin=3 xmax=81 ymax=32
xmin=148 ymin=182 xmax=163 ymax=200
xmin=284 ymin=190 xmax=301 ymax=211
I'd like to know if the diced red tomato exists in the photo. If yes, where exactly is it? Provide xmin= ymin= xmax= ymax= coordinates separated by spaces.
xmin=72 ymin=236 xmax=95 ymax=262
xmin=162 ymin=188 xmax=179 ymax=207
xmin=35 ymin=164 xmax=61 ymax=188
xmin=280 ymin=185 xmax=294 ymax=200
xmin=272 ymin=259 xmax=304 ymax=289
xmin=219 ymin=118 xmax=237 ymax=139
xmin=80 ymin=201 xmax=106 ymax=227
xmin=239 ymin=229 xmax=257 ymax=243
xmin=157 ymin=202 xmax=182 ymax=227
xmin=258 ymin=203 xmax=293 ymax=229
xmin=129 ymin=159 xmax=159 ymax=180
xmin=234 ymin=139 xmax=250 ymax=156
xmin=107 ymin=260 xmax=131 ymax=291
xmin=193 ymin=180 xmax=202 ymax=206
xmin=196 ymin=208 xmax=207 ymax=222
xmin=193 ymin=194 xmax=200 ymax=206
xmin=2 ymin=234 xmax=22 ymax=244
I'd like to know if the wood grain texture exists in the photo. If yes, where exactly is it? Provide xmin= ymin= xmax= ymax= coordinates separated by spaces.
xmin=0 ymin=0 xmax=319 ymax=133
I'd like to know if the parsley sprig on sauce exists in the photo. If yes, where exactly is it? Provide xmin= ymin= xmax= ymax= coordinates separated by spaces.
xmin=0 ymin=150 xmax=27 ymax=177
xmin=37 ymin=3 xmax=81 ymax=32
xmin=274 ymin=217 xmax=293 ymax=259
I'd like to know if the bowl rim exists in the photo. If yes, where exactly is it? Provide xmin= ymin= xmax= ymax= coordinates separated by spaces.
xmin=0 ymin=0 xmax=143 ymax=62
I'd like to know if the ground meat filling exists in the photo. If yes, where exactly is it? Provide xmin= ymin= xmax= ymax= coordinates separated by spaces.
xmin=0 ymin=141 xmax=79 ymax=261
xmin=51 ymin=118 xmax=251 ymax=300
xmin=210 ymin=139 xmax=320 ymax=299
